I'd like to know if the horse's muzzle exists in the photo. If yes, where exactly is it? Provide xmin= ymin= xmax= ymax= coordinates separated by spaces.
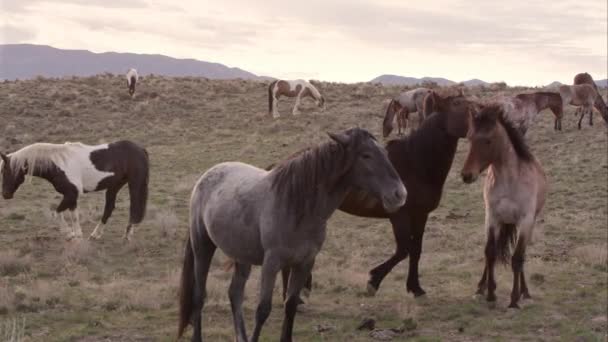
xmin=382 ymin=186 xmax=407 ymax=213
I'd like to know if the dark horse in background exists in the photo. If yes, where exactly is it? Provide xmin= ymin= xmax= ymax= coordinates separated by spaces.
xmin=281 ymin=92 xmax=477 ymax=299
xmin=574 ymin=72 xmax=608 ymax=125
xmin=1 ymin=140 xmax=149 ymax=241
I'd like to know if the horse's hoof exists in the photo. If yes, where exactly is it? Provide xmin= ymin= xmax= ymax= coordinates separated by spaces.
xmin=508 ymin=302 xmax=520 ymax=309
xmin=521 ymin=293 xmax=531 ymax=300
xmin=301 ymin=287 xmax=310 ymax=299
xmin=88 ymin=234 xmax=101 ymax=241
xmin=486 ymin=293 xmax=496 ymax=302
xmin=366 ymin=282 xmax=378 ymax=297
xmin=413 ymin=289 xmax=426 ymax=297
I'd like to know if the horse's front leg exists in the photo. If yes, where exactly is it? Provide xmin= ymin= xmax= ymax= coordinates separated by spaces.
xmin=292 ymin=95 xmax=302 ymax=115
xmin=280 ymin=259 xmax=315 ymax=342
xmin=367 ymin=210 xmax=411 ymax=296
xmin=588 ymin=106 xmax=593 ymax=126
xmin=56 ymin=191 xmax=79 ymax=239
xmin=251 ymin=252 xmax=282 ymax=342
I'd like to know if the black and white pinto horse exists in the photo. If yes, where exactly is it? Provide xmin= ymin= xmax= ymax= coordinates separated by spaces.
xmin=126 ymin=68 xmax=138 ymax=97
xmin=1 ymin=141 xmax=149 ymax=241
xmin=268 ymin=79 xmax=325 ymax=118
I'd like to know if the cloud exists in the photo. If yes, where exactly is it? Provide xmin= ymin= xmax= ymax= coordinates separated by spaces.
xmin=2 ymin=0 xmax=147 ymax=13
xmin=0 ymin=25 xmax=37 ymax=43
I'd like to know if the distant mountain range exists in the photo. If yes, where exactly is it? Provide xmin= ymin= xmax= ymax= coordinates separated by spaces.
xmin=370 ymin=74 xmax=491 ymax=86
xmin=0 ymin=44 xmax=267 ymax=80
xmin=546 ymin=79 xmax=608 ymax=88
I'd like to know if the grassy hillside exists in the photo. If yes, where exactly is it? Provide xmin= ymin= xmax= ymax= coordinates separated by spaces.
xmin=0 ymin=75 xmax=606 ymax=341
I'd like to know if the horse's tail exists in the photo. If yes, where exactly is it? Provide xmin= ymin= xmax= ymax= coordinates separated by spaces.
xmin=594 ymin=93 xmax=608 ymax=124
xmin=129 ymin=147 xmax=149 ymax=224
xmin=382 ymin=99 xmax=397 ymax=137
xmin=496 ymin=224 xmax=517 ymax=264
xmin=178 ymin=235 xmax=194 ymax=339
xmin=268 ymin=80 xmax=278 ymax=114
xmin=422 ymin=91 xmax=436 ymax=117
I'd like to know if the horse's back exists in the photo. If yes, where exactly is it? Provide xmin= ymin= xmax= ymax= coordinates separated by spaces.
xmin=192 ymin=162 xmax=268 ymax=264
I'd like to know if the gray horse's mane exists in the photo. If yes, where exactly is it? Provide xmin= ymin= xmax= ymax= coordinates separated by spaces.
xmin=270 ymin=129 xmax=371 ymax=221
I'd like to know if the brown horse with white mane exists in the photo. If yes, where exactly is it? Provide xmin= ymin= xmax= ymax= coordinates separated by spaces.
xmin=574 ymin=72 xmax=608 ymax=125
xmin=461 ymin=105 xmax=546 ymax=309
xmin=268 ymin=79 xmax=325 ymax=118
xmin=558 ymin=84 xmax=599 ymax=129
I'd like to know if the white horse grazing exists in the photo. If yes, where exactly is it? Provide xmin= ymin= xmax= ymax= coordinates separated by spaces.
xmin=382 ymin=88 xmax=432 ymax=137
xmin=126 ymin=68 xmax=138 ymax=97
xmin=268 ymin=79 xmax=325 ymax=118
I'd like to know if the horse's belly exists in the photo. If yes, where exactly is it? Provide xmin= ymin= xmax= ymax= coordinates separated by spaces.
xmin=204 ymin=202 xmax=265 ymax=265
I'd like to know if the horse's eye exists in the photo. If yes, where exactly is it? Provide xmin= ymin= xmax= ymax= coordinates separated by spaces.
xmin=362 ymin=154 xmax=372 ymax=160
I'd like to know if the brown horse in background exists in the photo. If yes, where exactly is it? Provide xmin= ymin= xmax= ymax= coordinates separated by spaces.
xmin=461 ymin=105 xmax=546 ymax=309
xmin=558 ymin=84 xmax=599 ymax=129
xmin=282 ymin=92 xmax=477 ymax=300
xmin=514 ymin=92 xmax=564 ymax=131
xmin=574 ymin=72 xmax=608 ymax=125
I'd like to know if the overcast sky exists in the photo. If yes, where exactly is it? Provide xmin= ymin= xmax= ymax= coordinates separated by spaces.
xmin=1 ymin=0 xmax=606 ymax=85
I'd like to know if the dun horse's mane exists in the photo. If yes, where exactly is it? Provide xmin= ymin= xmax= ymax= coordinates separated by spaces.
xmin=5 ymin=143 xmax=73 ymax=175
xmin=476 ymin=106 xmax=533 ymax=162
xmin=270 ymin=129 xmax=370 ymax=221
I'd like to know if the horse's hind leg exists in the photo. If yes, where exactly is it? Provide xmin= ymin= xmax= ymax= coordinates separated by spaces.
xmin=577 ymin=107 xmax=585 ymax=129
xmin=90 ymin=186 xmax=122 ymax=240
xmin=251 ymin=253 xmax=282 ymax=342
xmin=191 ymin=228 xmax=217 ymax=342
xmin=229 ymin=262 xmax=252 ymax=342
xmin=280 ymin=260 xmax=315 ymax=342
xmin=588 ymin=106 xmax=593 ymax=126
xmin=406 ymin=214 xmax=428 ymax=296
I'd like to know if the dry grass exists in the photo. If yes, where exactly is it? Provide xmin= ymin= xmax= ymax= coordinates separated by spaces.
xmin=0 ymin=75 xmax=606 ymax=341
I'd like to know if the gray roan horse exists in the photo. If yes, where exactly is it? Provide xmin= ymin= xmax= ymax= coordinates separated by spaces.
xmin=178 ymin=128 xmax=407 ymax=342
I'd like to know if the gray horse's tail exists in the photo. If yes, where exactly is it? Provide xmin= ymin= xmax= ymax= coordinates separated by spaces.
xmin=178 ymin=235 xmax=194 ymax=339
xmin=268 ymin=80 xmax=278 ymax=114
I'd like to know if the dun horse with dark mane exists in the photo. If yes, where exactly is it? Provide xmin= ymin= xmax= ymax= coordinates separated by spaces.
xmin=573 ymin=72 xmax=608 ymax=125
xmin=461 ymin=105 xmax=546 ymax=308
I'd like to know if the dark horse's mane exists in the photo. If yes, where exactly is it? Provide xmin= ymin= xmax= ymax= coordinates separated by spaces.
xmin=270 ymin=128 xmax=371 ymax=221
xmin=384 ymin=111 xmax=457 ymax=184
xmin=475 ymin=105 xmax=534 ymax=162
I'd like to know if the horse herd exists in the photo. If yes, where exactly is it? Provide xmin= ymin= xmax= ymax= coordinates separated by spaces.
xmin=0 ymin=71 xmax=606 ymax=342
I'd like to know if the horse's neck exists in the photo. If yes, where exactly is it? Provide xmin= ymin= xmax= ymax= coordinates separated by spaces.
xmin=407 ymin=117 xmax=458 ymax=181
xmin=489 ymin=130 xmax=521 ymax=182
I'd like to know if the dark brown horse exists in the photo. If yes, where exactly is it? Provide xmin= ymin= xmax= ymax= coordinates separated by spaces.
xmin=281 ymin=92 xmax=476 ymax=298
xmin=574 ymin=72 xmax=608 ymax=125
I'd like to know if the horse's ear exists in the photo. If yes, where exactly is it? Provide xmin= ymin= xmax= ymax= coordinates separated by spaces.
xmin=458 ymin=88 xmax=465 ymax=96
xmin=327 ymin=132 xmax=350 ymax=147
